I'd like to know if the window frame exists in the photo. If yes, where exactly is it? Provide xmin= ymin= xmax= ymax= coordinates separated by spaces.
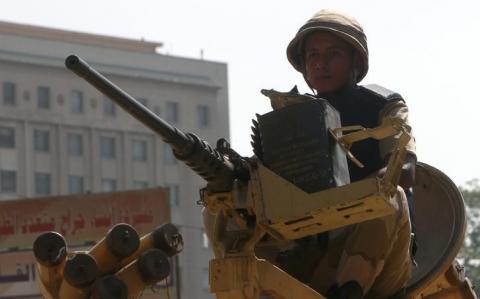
xmin=37 ymin=86 xmax=51 ymax=109
xmin=132 ymin=139 xmax=147 ymax=162
xmin=70 ymin=90 xmax=84 ymax=114
xmin=133 ymin=180 xmax=149 ymax=189
xmin=0 ymin=170 xmax=16 ymax=193
xmin=2 ymin=82 xmax=16 ymax=106
xmin=103 ymin=98 xmax=116 ymax=117
xmin=68 ymin=175 xmax=84 ymax=194
xmin=197 ymin=105 xmax=210 ymax=128
xmin=67 ymin=133 xmax=83 ymax=157
xmin=100 ymin=136 xmax=116 ymax=160
xmin=101 ymin=178 xmax=117 ymax=192
xmin=0 ymin=127 xmax=15 ymax=149
xmin=35 ymin=172 xmax=51 ymax=196
xmin=166 ymin=101 xmax=179 ymax=123
xmin=33 ymin=129 xmax=50 ymax=153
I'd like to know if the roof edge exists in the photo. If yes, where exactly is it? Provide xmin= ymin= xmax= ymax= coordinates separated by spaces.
xmin=0 ymin=20 xmax=162 ymax=53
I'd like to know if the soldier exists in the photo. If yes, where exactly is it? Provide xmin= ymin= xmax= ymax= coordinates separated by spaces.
xmin=279 ymin=9 xmax=417 ymax=299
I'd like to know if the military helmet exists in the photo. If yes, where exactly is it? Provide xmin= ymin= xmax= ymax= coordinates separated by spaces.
xmin=287 ymin=9 xmax=369 ymax=83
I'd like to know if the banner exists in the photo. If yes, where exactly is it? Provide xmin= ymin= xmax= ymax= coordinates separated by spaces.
xmin=0 ymin=187 xmax=170 ymax=249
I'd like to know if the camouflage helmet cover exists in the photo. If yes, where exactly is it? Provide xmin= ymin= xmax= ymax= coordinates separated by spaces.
xmin=287 ymin=9 xmax=369 ymax=83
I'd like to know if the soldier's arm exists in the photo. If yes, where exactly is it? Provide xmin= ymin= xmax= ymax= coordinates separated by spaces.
xmin=375 ymin=100 xmax=417 ymax=190
xmin=375 ymin=152 xmax=416 ymax=190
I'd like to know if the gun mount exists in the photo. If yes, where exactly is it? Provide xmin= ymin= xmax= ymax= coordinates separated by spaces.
xmin=65 ymin=55 xmax=243 ymax=193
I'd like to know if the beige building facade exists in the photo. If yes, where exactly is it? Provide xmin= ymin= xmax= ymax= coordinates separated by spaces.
xmin=0 ymin=21 xmax=229 ymax=299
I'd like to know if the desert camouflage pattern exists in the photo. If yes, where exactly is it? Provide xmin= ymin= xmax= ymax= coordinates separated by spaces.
xmin=308 ymin=187 xmax=412 ymax=298
xmin=379 ymin=100 xmax=416 ymax=160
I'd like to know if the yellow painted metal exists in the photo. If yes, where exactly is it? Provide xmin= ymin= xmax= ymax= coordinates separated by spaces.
xmin=116 ymin=260 xmax=148 ymax=299
xmin=58 ymin=280 xmax=91 ymax=299
xmin=36 ymin=261 xmax=65 ymax=299
xmin=87 ymin=224 xmax=139 ymax=276
xmin=252 ymin=164 xmax=394 ymax=240
xmin=413 ymin=261 xmax=477 ymax=299
xmin=329 ymin=117 xmax=411 ymax=169
xmin=202 ymin=116 xmax=420 ymax=299
xmin=209 ymin=256 xmax=325 ymax=299
xmin=119 ymin=232 xmax=155 ymax=267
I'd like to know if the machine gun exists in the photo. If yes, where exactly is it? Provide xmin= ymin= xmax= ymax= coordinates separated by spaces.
xmin=64 ymin=55 xmax=475 ymax=299
xmin=65 ymin=55 xmax=248 ymax=194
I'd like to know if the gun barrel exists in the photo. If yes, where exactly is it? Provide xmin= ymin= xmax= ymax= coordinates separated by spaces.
xmin=92 ymin=275 xmax=128 ymax=299
xmin=117 ymin=248 xmax=170 ymax=298
xmin=65 ymin=55 xmax=235 ymax=192
xmin=88 ymin=223 xmax=140 ymax=276
xmin=65 ymin=55 xmax=191 ymax=154
xmin=33 ymin=232 xmax=67 ymax=267
xmin=59 ymin=253 xmax=97 ymax=298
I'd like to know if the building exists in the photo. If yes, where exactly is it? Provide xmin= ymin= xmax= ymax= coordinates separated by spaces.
xmin=0 ymin=21 xmax=229 ymax=299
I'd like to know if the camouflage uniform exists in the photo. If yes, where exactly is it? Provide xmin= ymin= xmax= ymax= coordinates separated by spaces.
xmin=282 ymin=9 xmax=416 ymax=298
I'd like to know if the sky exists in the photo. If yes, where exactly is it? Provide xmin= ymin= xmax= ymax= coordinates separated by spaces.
xmin=1 ymin=0 xmax=479 ymax=185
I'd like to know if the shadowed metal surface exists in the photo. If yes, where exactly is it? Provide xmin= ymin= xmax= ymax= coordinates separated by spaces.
xmin=405 ymin=162 xmax=466 ymax=296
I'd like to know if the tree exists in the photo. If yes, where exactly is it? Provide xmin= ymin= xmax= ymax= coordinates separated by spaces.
xmin=458 ymin=179 xmax=480 ymax=293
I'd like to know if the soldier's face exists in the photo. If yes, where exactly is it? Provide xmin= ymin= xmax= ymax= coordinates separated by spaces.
xmin=304 ymin=32 xmax=354 ymax=93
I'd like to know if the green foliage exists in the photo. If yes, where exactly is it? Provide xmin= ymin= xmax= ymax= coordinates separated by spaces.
xmin=458 ymin=179 xmax=480 ymax=290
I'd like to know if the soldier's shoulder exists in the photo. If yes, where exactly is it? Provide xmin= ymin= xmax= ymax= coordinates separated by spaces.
xmin=357 ymin=84 xmax=405 ymax=103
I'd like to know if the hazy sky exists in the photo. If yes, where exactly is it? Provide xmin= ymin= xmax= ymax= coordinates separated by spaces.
xmin=1 ymin=0 xmax=479 ymax=185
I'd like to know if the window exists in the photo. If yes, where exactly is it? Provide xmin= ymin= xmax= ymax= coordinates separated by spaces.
xmin=68 ymin=176 xmax=84 ymax=194
xmin=100 ymin=137 xmax=116 ymax=159
xmin=70 ymin=90 xmax=83 ymax=114
xmin=103 ymin=98 xmax=116 ymax=116
xmin=163 ymin=144 xmax=177 ymax=165
xmin=101 ymin=178 xmax=117 ymax=192
xmin=167 ymin=184 xmax=179 ymax=207
xmin=166 ymin=101 xmax=179 ymax=123
xmin=3 ymin=82 xmax=16 ymax=106
xmin=37 ymin=86 xmax=50 ymax=109
xmin=133 ymin=181 xmax=148 ymax=189
xmin=34 ymin=130 xmax=50 ymax=152
xmin=197 ymin=105 xmax=210 ymax=128
xmin=67 ymin=133 xmax=83 ymax=156
xmin=132 ymin=140 xmax=147 ymax=161
xmin=35 ymin=172 xmax=51 ymax=196
xmin=0 ymin=170 xmax=16 ymax=193
xmin=0 ymin=127 xmax=15 ymax=148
